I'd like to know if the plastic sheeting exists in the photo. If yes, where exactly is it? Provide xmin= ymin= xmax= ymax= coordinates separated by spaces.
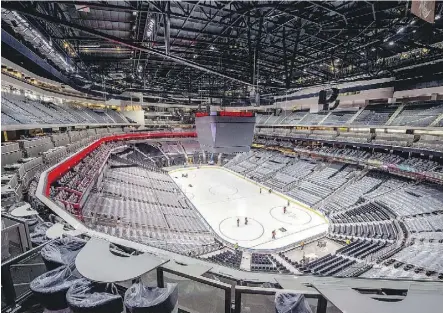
xmin=66 ymin=278 xmax=123 ymax=313
xmin=30 ymin=222 xmax=53 ymax=246
xmin=41 ymin=236 xmax=86 ymax=270
xmin=124 ymin=282 xmax=178 ymax=313
xmin=275 ymin=292 xmax=313 ymax=313
xmin=30 ymin=263 xmax=82 ymax=311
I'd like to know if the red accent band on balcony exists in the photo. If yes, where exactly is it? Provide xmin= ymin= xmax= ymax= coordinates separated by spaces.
xmin=45 ymin=132 xmax=196 ymax=196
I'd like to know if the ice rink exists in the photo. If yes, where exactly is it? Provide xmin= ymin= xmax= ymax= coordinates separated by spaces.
xmin=170 ymin=167 xmax=328 ymax=250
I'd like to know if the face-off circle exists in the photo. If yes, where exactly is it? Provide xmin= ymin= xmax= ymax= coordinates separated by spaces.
xmin=219 ymin=217 xmax=264 ymax=241
xmin=270 ymin=206 xmax=312 ymax=225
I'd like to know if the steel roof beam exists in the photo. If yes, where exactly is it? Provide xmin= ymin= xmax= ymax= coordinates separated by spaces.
xmin=3 ymin=3 xmax=253 ymax=87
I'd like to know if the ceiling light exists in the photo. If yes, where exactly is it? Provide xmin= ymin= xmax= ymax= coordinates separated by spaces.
xmin=210 ymin=45 xmax=215 ymax=50
xmin=389 ymin=41 xmax=394 ymax=46
xmin=371 ymin=47 xmax=376 ymax=52
xmin=360 ymin=51 xmax=365 ymax=55
xmin=133 ymin=11 xmax=137 ymax=16
xmin=397 ymin=27 xmax=404 ymax=33
xmin=410 ymin=20 xmax=416 ymax=25
xmin=413 ymin=30 xmax=417 ymax=33
xmin=193 ymin=54 xmax=197 ymax=58
xmin=303 ymin=68 xmax=307 ymax=73
xmin=436 ymin=15 xmax=441 ymax=20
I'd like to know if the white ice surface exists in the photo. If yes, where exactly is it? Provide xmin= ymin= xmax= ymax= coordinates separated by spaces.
xmin=170 ymin=167 xmax=328 ymax=250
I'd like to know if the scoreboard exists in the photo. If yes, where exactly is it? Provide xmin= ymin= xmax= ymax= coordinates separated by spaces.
xmin=195 ymin=111 xmax=256 ymax=153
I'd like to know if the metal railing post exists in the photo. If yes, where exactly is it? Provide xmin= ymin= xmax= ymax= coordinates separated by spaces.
xmin=234 ymin=287 xmax=242 ymax=313
xmin=156 ymin=267 xmax=164 ymax=288
xmin=1 ymin=265 xmax=16 ymax=306
xmin=316 ymin=295 xmax=327 ymax=313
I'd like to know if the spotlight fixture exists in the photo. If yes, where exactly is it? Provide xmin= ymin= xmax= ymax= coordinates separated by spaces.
xmin=389 ymin=41 xmax=394 ymax=46
xmin=436 ymin=15 xmax=441 ymax=20
xmin=210 ymin=45 xmax=215 ymax=51
xmin=397 ymin=27 xmax=404 ymax=33
xmin=133 ymin=11 xmax=137 ymax=16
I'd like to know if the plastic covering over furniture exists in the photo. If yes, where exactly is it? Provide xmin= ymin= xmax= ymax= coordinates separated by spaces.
xmin=30 ymin=222 xmax=53 ymax=246
xmin=275 ymin=292 xmax=313 ymax=313
xmin=30 ymin=263 xmax=82 ymax=311
xmin=41 ymin=236 xmax=86 ymax=270
xmin=66 ymin=278 xmax=123 ymax=313
xmin=124 ymin=282 xmax=178 ymax=313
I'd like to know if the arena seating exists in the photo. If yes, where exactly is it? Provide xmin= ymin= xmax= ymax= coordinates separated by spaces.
xmin=208 ymin=250 xmax=242 ymax=268
xmin=1 ymin=93 xmax=131 ymax=125
xmin=391 ymin=101 xmax=443 ymax=126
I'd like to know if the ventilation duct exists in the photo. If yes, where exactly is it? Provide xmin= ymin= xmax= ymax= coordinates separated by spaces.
xmin=1 ymin=8 xmax=75 ymax=73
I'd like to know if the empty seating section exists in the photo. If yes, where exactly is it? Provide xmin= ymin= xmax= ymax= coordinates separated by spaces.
xmin=331 ymin=203 xmax=393 ymax=224
xmin=78 ymin=145 xmax=218 ymax=256
xmin=321 ymin=111 xmax=356 ymax=125
xmin=254 ymin=100 xmax=443 ymax=128
xmin=50 ymin=143 xmax=118 ymax=213
xmin=298 ymin=112 xmax=328 ymax=125
xmin=208 ymin=250 xmax=242 ymax=268
xmin=322 ymin=174 xmax=383 ymax=213
xmin=287 ymin=164 xmax=353 ymax=207
xmin=331 ymin=221 xmax=397 ymax=241
xmin=181 ymin=141 xmax=201 ymax=154
xmin=279 ymin=111 xmax=308 ymax=124
xmin=404 ymin=214 xmax=443 ymax=233
xmin=390 ymin=242 xmax=443 ymax=274
xmin=298 ymin=254 xmax=358 ymax=276
xmin=1 ymin=92 xmax=131 ymax=125
xmin=375 ymin=184 xmax=443 ymax=216
xmin=250 ymin=253 xmax=291 ymax=273
xmin=247 ymin=156 xmax=289 ymax=181
xmin=352 ymin=104 xmax=397 ymax=125
xmin=265 ymin=159 xmax=316 ymax=190
xmin=391 ymin=101 xmax=443 ymax=126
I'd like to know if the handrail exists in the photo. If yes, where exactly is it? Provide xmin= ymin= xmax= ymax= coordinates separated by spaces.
xmin=157 ymin=266 xmax=232 ymax=313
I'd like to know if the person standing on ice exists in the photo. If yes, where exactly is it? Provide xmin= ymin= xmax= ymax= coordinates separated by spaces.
xmin=245 ymin=217 xmax=248 ymax=225
xmin=260 ymin=188 xmax=262 ymax=194
xmin=283 ymin=206 xmax=287 ymax=214
xmin=237 ymin=218 xmax=240 ymax=227
xmin=272 ymin=230 xmax=276 ymax=239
